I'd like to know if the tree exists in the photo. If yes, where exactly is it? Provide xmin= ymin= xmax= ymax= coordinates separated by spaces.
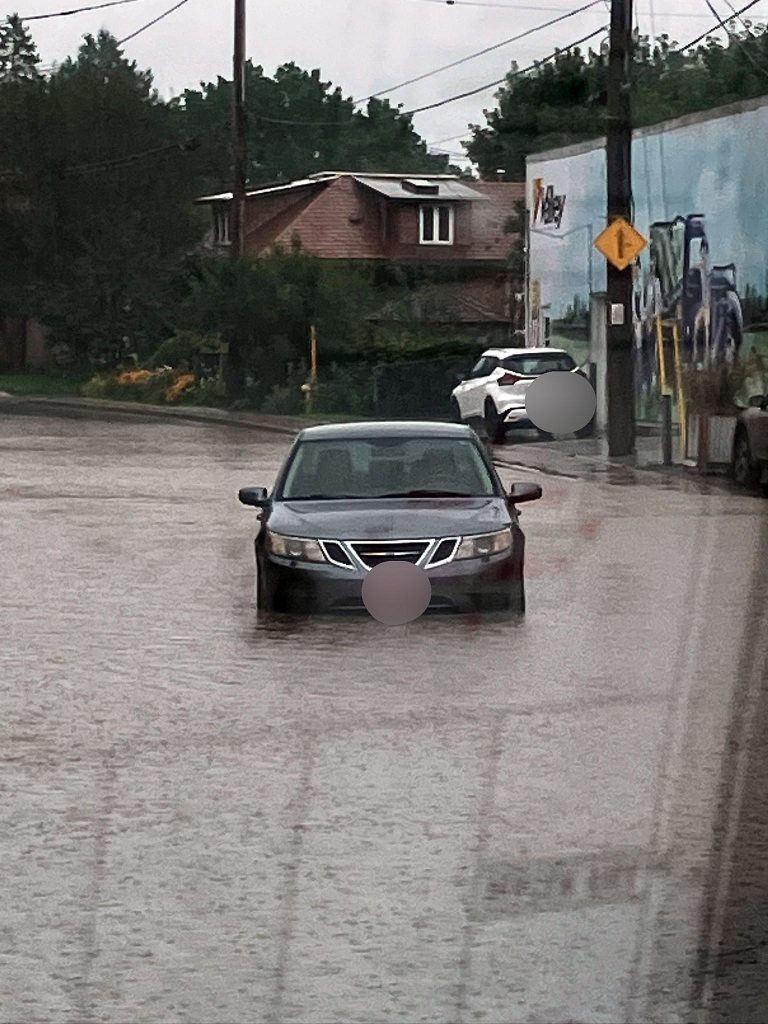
xmin=466 ymin=26 xmax=768 ymax=180
xmin=0 ymin=14 xmax=40 ymax=83
xmin=16 ymin=31 xmax=208 ymax=368
xmin=180 ymin=61 xmax=458 ymax=194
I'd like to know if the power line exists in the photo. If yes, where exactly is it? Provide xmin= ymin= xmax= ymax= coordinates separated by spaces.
xmin=702 ymin=0 xmax=768 ymax=77
xmin=359 ymin=0 xmax=604 ymax=102
xmin=404 ymin=22 xmax=608 ymax=114
xmin=667 ymin=0 xmax=762 ymax=50
xmin=432 ymin=0 xmax=766 ymax=152
xmin=256 ymin=21 xmax=608 ymax=127
xmin=394 ymin=0 xmax=768 ymax=14
xmin=19 ymin=0 xmax=143 ymax=20
xmin=116 ymin=0 xmax=191 ymax=44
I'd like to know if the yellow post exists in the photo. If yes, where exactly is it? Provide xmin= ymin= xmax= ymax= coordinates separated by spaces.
xmin=656 ymin=316 xmax=668 ymax=395
xmin=672 ymin=318 xmax=686 ymax=459
xmin=304 ymin=325 xmax=318 ymax=415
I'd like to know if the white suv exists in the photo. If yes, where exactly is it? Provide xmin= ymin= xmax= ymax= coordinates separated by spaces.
xmin=451 ymin=347 xmax=592 ymax=444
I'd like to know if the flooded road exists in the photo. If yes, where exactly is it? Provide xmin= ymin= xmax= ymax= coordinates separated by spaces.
xmin=1 ymin=407 xmax=767 ymax=1023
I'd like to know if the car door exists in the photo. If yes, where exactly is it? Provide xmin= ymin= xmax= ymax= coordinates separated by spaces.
xmin=461 ymin=356 xmax=500 ymax=419
xmin=453 ymin=356 xmax=490 ymax=419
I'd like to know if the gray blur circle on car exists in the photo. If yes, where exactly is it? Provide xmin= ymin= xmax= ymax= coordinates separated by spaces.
xmin=361 ymin=560 xmax=432 ymax=625
xmin=525 ymin=370 xmax=596 ymax=434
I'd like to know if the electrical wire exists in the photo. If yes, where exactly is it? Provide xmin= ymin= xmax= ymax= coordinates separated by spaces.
xmin=398 ymin=0 xmax=768 ymax=12
xmin=19 ymin=0 xmax=143 ymax=19
xmin=404 ymin=22 xmax=608 ymax=114
xmin=116 ymin=0 xmax=191 ymax=44
xmin=256 ymin=22 xmax=608 ymax=127
xmin=359 ymin=0 xmax=604 ymax=102
xmin=668 ymin=0 xmax=762 ymax=51
xmin=431 ymin=0 xmax=766 ymax=159
xmin=702 ymin=0 xmax=768 ymax=77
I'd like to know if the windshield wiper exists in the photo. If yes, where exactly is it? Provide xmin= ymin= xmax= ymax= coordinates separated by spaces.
xmin=380 ymin=489 xmax=475 ymax=498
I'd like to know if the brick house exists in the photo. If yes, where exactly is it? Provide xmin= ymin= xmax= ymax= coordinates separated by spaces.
xmin=195 ymin=171 xmax=525 ymax=340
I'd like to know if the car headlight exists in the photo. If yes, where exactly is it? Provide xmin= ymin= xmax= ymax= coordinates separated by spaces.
xmin=266 ymin=531 xmax=326 ymax=563
xmin=454 ymin=528 xmax=512 ymax=560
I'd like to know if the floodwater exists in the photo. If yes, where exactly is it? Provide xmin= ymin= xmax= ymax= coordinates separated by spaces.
xmin=1 ymin=405 xmax=767 ymax=1023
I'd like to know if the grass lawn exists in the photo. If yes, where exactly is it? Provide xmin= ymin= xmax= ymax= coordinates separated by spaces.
xmin=0 ymin=373 xmax=85 ymax=396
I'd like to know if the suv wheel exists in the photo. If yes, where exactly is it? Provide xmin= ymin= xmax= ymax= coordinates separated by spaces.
xmin=732 ymin=427 xmax=760 ymax=489
xmin=484 ymin=400 xmax=506 ymax=444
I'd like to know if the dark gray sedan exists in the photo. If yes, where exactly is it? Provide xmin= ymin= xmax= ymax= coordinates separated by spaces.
xmin=239 ymin=421 xmax=542 ymax=614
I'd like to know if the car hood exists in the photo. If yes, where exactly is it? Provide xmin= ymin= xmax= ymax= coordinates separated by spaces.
xmin=268 ymin=497 xmax=512 ymax=540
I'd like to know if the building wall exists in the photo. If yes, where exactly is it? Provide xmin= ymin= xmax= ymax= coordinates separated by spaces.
xmin=239 ymin=176 xmax=524 ymax=265
xmin=526 ymin=96 xmax=768 ymax=360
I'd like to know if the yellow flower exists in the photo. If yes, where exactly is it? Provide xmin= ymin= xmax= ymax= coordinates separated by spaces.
xmin=165 ymin=374 xmax=196 ymax=403
xmin=117 ymin=369 xmax=153 ymax=385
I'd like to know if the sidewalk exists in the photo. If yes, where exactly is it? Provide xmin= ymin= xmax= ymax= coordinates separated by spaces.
xmin=4 ymin=392 xmax=718 ymax=487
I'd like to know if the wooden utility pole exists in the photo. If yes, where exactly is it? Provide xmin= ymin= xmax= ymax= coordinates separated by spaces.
xmin=224 ymin=0 xmax=247 ymax=401
xmin=605 ymin=0 xmax=635 ymax=456
xmin=231 ymin=0 xmax=246 ymax=260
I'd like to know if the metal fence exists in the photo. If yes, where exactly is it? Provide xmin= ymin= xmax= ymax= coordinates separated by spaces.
xmin=372 ymin=357 xmax=470 ymax=419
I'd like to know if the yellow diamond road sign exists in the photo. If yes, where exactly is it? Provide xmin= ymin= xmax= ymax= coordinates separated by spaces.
xmin=594 ymin=218 xmax=647 ymax=271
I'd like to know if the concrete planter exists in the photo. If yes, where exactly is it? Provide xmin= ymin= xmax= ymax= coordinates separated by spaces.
xmin=685 ymin=413 xmax=738 ymax=470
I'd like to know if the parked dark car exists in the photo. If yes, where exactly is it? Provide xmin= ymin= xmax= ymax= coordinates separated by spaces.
xmin=238 ymin=421 xmax=542 ymax=615
xmin=732 ymin=392 xmax=768 ymax=494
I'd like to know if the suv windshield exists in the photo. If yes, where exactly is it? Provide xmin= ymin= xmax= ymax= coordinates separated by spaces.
xmin=502 ymin=353 xmax=576 ymax=374
xmin=280 ymin=437 xmax=497 ymax=500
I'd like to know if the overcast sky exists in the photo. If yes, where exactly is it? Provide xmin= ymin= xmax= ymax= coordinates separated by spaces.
xmin=16 ymin=0 xmax=768 ymax=165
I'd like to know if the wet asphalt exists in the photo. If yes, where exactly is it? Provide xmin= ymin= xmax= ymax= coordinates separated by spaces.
xmin=1 ymin=405 xmax=767 ymax=1024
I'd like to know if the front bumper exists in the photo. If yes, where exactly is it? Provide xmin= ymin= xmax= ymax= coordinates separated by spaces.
xmin=258 ymin=541 xmax=524 ymax=614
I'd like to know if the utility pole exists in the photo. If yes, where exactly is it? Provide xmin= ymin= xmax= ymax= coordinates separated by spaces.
xmin=231 ymin=0 xmax=246 ymax=260
xmin=225 ymin=0 xmax=247 ymax=401
xmin=605 ymin=0 xmax=635 ymax=456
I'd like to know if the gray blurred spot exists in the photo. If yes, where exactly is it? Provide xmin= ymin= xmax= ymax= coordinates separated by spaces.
xmin=525 ymin=370 xmax=596 ymax=434
xmin=361 ymin=560 xmax=432 ymax=625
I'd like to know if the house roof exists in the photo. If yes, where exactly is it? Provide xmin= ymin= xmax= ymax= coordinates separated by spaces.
xmin=195 ymin=171 xmax=499 ymax=205
xmin=195 ymin=178 xmax=325 ymax=203
xmin=353 ymin=175 xmax=487 ymax=202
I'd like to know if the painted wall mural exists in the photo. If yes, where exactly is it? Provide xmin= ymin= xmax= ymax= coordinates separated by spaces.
xmin=526 ymin=98 xmax=768 ymax=397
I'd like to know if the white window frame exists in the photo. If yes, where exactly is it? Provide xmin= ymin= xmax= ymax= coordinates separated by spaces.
xmin=419 ymin=204 xmax=454 ymax=246
xmin=213 ymin=204 xmax=231 ymax=246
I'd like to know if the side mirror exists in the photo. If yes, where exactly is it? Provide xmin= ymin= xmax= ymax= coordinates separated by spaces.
xmin=509 ymin=482 xmax=542 ymax=504
xmin=239 ymin=486 xmax=270 ymax=508
xmin=455 ymin=373 xmax=466 ymax=384
xmin=748 ymin=394 xmax=766 ymax=408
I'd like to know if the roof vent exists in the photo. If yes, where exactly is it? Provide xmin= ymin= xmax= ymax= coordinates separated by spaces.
xmin=402 ymin=178 xmax=439 ymax=195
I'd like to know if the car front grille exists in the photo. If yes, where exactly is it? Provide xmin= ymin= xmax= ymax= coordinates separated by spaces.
xmin=348 ymin=540 xmax=430 ymax=570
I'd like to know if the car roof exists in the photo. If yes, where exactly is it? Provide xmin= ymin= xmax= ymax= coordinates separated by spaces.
xmin=297 ymin=420 xmax=478 ymax=441
xmin=481 ymin=346 xmax=571 ymax=358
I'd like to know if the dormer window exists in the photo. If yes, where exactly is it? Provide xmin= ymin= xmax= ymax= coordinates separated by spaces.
xmin=403 ymin=178 xmax=439 ymax=195
xmin=213 ymin=204 xmax=231 ymax=245
xmin=420 ymin=204 xmax=454 ymax=245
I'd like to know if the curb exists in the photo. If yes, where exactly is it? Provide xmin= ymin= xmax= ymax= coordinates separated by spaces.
xmin=12 ymin=395 xmax=306 ymax=436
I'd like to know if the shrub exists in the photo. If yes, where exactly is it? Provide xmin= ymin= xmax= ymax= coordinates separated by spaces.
xmin=261 ymin=383 xmax=304 ymax=415
xmin=148 ymin=330 xmax=219 ymax=370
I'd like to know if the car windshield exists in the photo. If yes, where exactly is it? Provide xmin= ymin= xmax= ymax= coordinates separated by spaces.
xmin=280 ymin=436 xmax=497 ymax=500
xmin=501 ymin=353 xmax=576 ymax=374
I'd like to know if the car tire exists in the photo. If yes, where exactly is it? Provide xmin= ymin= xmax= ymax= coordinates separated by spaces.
xmin=484 ymin=400 xmax=506 ymax=445
xmin=732 ymin=427 xmax=760 ymax=489
xmin=537 ymin=428 xmax=554 ymax=441
xmin=450 ymin=397 xmax=463 ymax=424
xmin=509 ymin=577 xmax=526 ymax=614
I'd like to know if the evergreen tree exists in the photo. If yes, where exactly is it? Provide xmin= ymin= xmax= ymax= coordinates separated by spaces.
xmin=0 ymin=13 xmax=40 ymax=84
